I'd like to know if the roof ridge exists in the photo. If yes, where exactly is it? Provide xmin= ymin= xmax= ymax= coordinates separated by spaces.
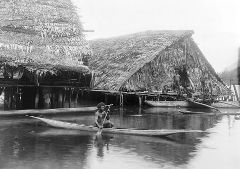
xmin=114 ymin=32 xmax=193 ymax=90
xmin=90 ymin=30 xmax=194 ymax=42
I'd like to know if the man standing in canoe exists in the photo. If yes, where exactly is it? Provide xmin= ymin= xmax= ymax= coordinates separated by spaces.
xmin=95 ymin=102 xmax=114 ymax=129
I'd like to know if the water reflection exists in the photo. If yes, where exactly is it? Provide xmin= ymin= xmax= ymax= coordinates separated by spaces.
xmin=0 ymin=108 xmax=239 ymax=169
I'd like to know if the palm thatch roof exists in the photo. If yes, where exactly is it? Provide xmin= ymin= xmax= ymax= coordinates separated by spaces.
xmin=0 ymin=0 xmax=91 ymax=75
xmin=89 ymin=30 xmax=194 ymax=90
xmin=89 ymin=30 xmax=227 ymax=94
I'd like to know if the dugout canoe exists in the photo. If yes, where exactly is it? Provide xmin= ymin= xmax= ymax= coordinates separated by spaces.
xmin=144 ymin=100 xmax=210 ymax=108
xmin=178 ymin=110 xmax=209 ymax=115
xmin=144 ymin=100 xmax=189 ymax=107
xmin=29 ymin=116 xmax=203 ymax=137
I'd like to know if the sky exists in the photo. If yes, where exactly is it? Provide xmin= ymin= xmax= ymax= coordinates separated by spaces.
xmin=73 ymin=0 xmax=240 ymax=73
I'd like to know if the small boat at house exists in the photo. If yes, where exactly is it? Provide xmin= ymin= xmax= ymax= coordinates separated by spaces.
xmin=144 ymin=100 xmax=212 ymax=109
xmin=144 ymin=94 xmax=240 ymax=109
xmin=144 ymin=100 xmax=189 ymax=107
xmin=178 ymin=110 xmax=211 ymax=115
xmin=29 ymin=116 xmax=203 ymax=137
xmin=144 ymin=93 xmax=213 ymax=109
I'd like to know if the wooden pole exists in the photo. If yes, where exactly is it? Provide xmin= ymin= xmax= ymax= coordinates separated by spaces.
xmin=90 ymin=71 xmax=94 ymax=89
xmin=119 ymin=92 xmax=123 ymax=107
xmin=58 ymin=90 xmax=63 ymax=108
xmin=104 ymin=93 xmax=108 ymax=104
xmin=69 ymin=88 xmax=72 ymax=108
xmin=62 ymin=88 xmax=66 ymax=108
xmin=74 ymin=90 xmax=79 ymax=107
xmin=9 ymin=87 xmax=13 ymax=109
xmin=138 ymin=95 xmax=142 ymax=107
xmin=16 ymin=87 xmax=20 ymax=109
xmin=185 ymin=41 xmax=187 ymax=65
xmin=4 ymin=87 xmax=11 ymax=110
xmin=233 ymin=85 xmax=239 ymax=102
xmin=138 ymin=106 xmax=142 ymax=115
xmin=50 ymin=88 xmax=56 ymax=109
xmin=35 ymin=87 xmax=39 ymax=109
xmin=115 ymin=93 xmax=119 ymax=105
xmin=119 ymin=106 xmax=124 ymax=118
xmin=3 ymin=87 xmax=7 ymax=110
xmin=19 ymin=87 xmax=22 ymax=109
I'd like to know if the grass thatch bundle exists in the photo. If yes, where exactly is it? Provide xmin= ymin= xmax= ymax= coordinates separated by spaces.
xmin=0 ymin=0 xmax=91 ymax=75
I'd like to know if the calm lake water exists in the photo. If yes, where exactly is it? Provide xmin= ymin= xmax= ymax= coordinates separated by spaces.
xmin=0 ymin=106 xmax=240 ymax=169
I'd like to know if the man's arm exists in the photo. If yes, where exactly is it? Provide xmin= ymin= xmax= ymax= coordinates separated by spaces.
xmin=95 ymin=112 xmax=102 ymax=128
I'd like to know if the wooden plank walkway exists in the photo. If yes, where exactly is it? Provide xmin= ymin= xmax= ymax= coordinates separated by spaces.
xmin=0 ymin=107 xmax=97 ymax=116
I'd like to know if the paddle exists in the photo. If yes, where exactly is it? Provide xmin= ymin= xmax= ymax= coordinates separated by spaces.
xmin=96 ymin=104 xmax=113 ymax=136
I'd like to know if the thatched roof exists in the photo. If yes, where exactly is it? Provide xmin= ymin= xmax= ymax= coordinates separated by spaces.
xmin=0 ymin=0 xmax=91 ymax=75
xmin=89 ymin=30 xmax=195 ymax=90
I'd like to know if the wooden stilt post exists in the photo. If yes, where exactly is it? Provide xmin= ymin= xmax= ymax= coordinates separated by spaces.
xmin=115 ymin=93 xmax=119 ymax=105
xmin=19 ymin=87 xmax=22 ymax=109
xmin=74 ymin=90 xmax=79 ymax=107
xmin=185 ymin=40 xmax=187 ymax=65
xmin=58 ymin=90 xmax=63 ymax=108
xmin=43 ymin=88 xmax=51 ymax=109
xmin=9 ymin=87 xmax=13 ymax=109
xmin=138 ymin=94 xmax=142 ymax=107
xmin=35 ymin=87 xmax=39 ymax=109
xmin=119 ymin=106 xmax=124 ymax=118
xmin=69 ymin=88 xmax=72 ymax=108
xmin=62 ymin=88 xmax=66 ymax=108
xmin=16 ymin=87 xmax=19 ymax=109
xmin=105 ymin=93 xmax=108 ymax=104
xmin=81 ymin=89 xmax=84 ymax=97
xmin=119 ymin=92 xmax=123 ymax=107
xmin=233 ymin=85 xmax=239 ymax=102
xmin=3 ymin=87 xmax=7 ymax=110
xmin=4 ymin=87 xmax=12 ymax=110
xmin=50 ymin=89 xmax=54 ymax=109
xmin=138 ymin=106 xmax=142 ymax=115
xmin=119 ymin=93 xmax=121 ymax=107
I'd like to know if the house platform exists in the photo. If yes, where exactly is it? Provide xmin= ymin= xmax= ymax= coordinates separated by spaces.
xmin=0 ymin=107 xmax=97 ymax=117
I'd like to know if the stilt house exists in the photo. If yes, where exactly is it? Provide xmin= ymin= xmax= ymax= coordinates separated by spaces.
xmin=0 ymin=0 xmax=92 ymax=110
xmin=89 ymin=31 xmax=229 ymax=105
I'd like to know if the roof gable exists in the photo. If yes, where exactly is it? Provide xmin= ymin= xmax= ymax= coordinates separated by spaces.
xmin=89 ymin=30 xmax=194 ymax=90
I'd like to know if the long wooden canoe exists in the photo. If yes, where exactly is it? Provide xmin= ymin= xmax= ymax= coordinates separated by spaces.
xmin=30 ymin=116 xmax=204 ymax=137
